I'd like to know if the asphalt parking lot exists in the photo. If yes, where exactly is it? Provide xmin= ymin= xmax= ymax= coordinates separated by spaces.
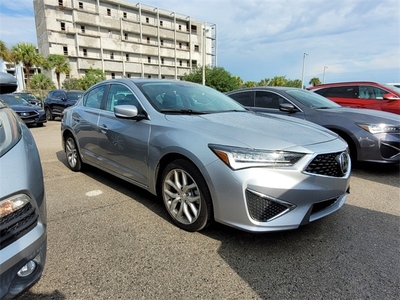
xmin=18 ymin=121 xmax=399 ymax=299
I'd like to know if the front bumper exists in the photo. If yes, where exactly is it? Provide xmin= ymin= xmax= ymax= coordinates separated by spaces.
xmin=205 ymin=152 xmax=351 ymax=232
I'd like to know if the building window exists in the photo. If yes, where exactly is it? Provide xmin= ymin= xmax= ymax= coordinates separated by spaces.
xmin=66 ymin=73 xmax=70 ymax=79
xmin=192 ymin=60 xmax=197 ymax=67
xmin=179 ymin=60 xmax=182 ymax=66
xmin=186 ymin=43 xmax=189 ymax=50
xmin=126 ymin=54 xmax=129 ymax=61
xmin=63 ymin=46 xmax=68 ymax=55
xmin=58 ymin=0 xmax=64 ymax=7
xmin=160 ymin=20 xmax=163 ymax=26
xmin=78 ymin=2 xmax=83 ymax=9
xmin=123 ymin=12 xmax=127 ymax=18
xmin=83 ymin=49 xmax=87 ymax=57
xmin=191 ymin=25 xmax=197 ymax=34
xmin=178 ymin=25 xmax=182 ymax=30
xmin=161 ymin=58 xmax=164 ymax=65
xmin=147 ymin=56 xmax=151 ymax=63
xmin=194 ymin=45 xmax=199 ymax=52
xmin=61 ymin=22 xmax=65 ymax=31
xmin=187 ymin=61 xmax=190 ymax=67
xmin=111 ymin=73 xmax=115 ymax=79
xmin=160 ymin=39 xmax=164 ymax=46
xmin=127 ymin=73 xmax=131 ymax=78
xmin=148 ymin=75 xmax=151 ymax=78
xmin=110 ymin=52 xmax=114 ymax=59
xmin=179 ymin=43 xmax=182 ymax=49
xmin=146 ymin=17 xmax=149 ymax=23
xmin=124 ymin=33 xmax=128 ymax=40
xmin=81 ymin=26 xmax=85 ymax=33
xmin=161 ymin=75 xmax=165 ymax=79
xmin=147 ymin=37 xmax=150 ymax=44
xmin=107 ymin=9 xmax=111 ymax=16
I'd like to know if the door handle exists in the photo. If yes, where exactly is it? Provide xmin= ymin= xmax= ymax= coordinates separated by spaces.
xmin=99 ymin=124 xmax=108 ymax=134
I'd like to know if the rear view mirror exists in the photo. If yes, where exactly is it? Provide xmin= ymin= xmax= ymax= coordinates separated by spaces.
xmin=280 ymin=103 xmax=298 ymax=113
xmin=382 ymin=93 xmax=399 ymax=100
xmin=0 ymin=73 xmax=18 ymax=94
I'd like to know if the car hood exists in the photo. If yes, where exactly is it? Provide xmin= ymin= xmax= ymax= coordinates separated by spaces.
xmin=316 ymin=107 xmax=400 ymax=123
xmin=165 ymin=111 xmax=338 ymax=150
xmin=8 ymin=104 xmax=43 ymax=112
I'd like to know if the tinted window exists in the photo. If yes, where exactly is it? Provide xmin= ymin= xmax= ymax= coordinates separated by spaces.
xmin=53 ymin=91 xmax=64 ymax=99
xmin=359 ymin=86 xmax=387 ymax=100
xmin=229 ymin=91 xmax=254 ymax=107
xmin=83 ymin=85 xmax=106 ymax=109
xmin=255 ymin=91 xmax=288 ymax=109
xmin=321 ymin=86 xmax=358 ymax=98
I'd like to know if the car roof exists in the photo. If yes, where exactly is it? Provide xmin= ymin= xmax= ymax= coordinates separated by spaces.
xmin=308 ymin=81 xmax=385 ymax=90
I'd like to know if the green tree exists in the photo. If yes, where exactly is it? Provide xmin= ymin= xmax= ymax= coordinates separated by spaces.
xmin=44 ymin=54 xmax=71 ymax=89
xmin=30 ymin=73 xmax=56 ymax=90
xmin=63 ymin=78 xmax=81 ymax=90
xmin=10 ymin=43 xmax=43 ymax=90
xmin=181 ymin=66 xmax=240 ymax=92
xmin=269 ymin=76 xmax=287 ymax=86
xmin=286 ymin=79 xmax=302 ymax=88
xmin=79 ymin=68 xmax=105 ymax=90
xmin=257 ymin=78 xmax=271 ymax=86
xmin=0 ymin=40 xmax=10 ymax=61
xmin=242 ymin=81 xmax=256 ymax=88
xmin=309 ymin=77 xmax=321 ymax=86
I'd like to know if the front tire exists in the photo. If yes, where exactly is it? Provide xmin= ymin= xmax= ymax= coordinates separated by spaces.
xmin=161 ymin=159 xmax=213 ymax=232
xmin=45 ymin=107 xmax=53 ymax=121
xmin=65 ymin=135 xmax=82 ymax=171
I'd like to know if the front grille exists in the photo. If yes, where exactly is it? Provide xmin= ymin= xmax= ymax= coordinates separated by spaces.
xmin=17 ymin=111 xmax=39 ymax=118
xmin=246 ymin=190 xmax=291 ymax=222
xmin=311 ymin=198 xmax=338 ymax=215
xmin=0 ymin=202 xmax=38 ymax=250
xmin=380 ymin=140 xmax=400 ymax=159
xmin=305 ymin=152 xmax=346 ymax=177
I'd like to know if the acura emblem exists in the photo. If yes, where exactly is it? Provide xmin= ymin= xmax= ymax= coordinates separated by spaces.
xmin=336 ymin=152 xmax=349 ymax=175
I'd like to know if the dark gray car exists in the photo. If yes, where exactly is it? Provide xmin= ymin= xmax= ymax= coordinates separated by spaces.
xmin=227 ymin=87 xmax=400 ymax=164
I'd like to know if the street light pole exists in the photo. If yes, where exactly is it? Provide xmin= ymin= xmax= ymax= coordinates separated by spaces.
xmin=301 ymin=52 xmax=308 ymax=89
xmin=322 ymin=66 xmax=328 ymax=83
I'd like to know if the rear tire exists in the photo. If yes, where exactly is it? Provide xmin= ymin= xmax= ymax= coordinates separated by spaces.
xmin=65 ymin=135 xmax=82 ymax=171
xmin=161 ymin=159 xmax=213 ymax=232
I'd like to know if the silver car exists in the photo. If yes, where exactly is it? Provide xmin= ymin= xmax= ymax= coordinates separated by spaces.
xmin=61 ymin=79 xmax=351 ymax=232
xmin=0 ymin=72 xmax=47 ymax=298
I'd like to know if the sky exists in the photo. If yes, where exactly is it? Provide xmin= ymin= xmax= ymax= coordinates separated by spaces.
xmin=0 ymin=0 xmax=399 ymax=85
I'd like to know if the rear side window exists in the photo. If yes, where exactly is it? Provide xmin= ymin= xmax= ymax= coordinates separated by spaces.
xmin=255 ymin=91 xmax=288 ymax=109
xmin=229 ymin=91 xmax=254 ymax=107
xmin=318 ymin=86 xmax=358 ymax=98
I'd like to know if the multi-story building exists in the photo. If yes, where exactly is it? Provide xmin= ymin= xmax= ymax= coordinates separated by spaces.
xmin=33 ymin=0 xmax=217 ymax=85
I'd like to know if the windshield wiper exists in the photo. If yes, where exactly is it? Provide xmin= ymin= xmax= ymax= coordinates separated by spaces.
xmin=160 ymin=109 xmax=206 ymax=115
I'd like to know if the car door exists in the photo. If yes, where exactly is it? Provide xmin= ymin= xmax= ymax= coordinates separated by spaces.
xmin=74 ymin=85 xmax=105 ymax=164
xmin=50 ymin=90 xmax=68 ymax=115
xmin=96 ymin=83 xmax=151 ymax=187
xmin=360 ymin=85 xmax=400 ymax=113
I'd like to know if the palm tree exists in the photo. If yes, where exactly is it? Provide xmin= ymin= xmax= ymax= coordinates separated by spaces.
xmin=309 ymin=77 xmax=322 ymax=86
xmin=269 ymin=76 xmax=287 ymax=86
xmin=0 ymin=40 xmax=10 ymax=60
xmin=30 ymin=73 xmax=56 ymax=90
xmin=44 ymin=54 xmax=71 ymax=89
xmin=10 ymin=43 xmax=43 ymax=90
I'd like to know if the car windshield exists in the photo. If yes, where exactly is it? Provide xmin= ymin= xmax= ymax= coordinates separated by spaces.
xmin=17 ymin=93 xmax=36 ymax=100
xmin=137 ymin=81 xmax=247 ymax=113
xmin=0 ymin=95 xmax=30 ymax=106
xmin=286 ymin=89 xmax=341 ymax=109
xmin=381 ymin=84 xmax=400 ymax=93
xmin=66 ymin=91 xmax=84 ymax=100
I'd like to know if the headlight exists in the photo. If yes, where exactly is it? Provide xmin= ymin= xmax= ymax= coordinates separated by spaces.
xmin=357 ymin=123 xmax=400 ymax=134
xmin=0 ymin=194 xmax=30 ymax=218
xmin=209 ymin=144 xmax=305 ymax=170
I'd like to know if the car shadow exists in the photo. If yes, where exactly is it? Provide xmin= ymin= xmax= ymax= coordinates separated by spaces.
xmin=16 ymin=289 xmax=66 ymax=299
xmin=351 ymin=162 xmax=400 ymax=188
xmin=54 ymin=150 xmax=399 ymax=299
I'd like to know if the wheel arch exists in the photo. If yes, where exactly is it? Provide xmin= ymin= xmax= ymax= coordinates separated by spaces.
xmin=327 ymin=127 xmax=358 ymax=162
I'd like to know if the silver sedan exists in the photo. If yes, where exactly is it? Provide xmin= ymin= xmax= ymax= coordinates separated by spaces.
xmin=61 ymin=79 xmax=351 ymax=232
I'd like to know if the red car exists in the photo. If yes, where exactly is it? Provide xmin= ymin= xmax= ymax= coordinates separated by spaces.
xmin=308 ymin=82 xmax=400 ymax=114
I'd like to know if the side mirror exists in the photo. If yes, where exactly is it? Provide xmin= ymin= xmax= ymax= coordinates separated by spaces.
xmin=280 ymin=103 xmax=298 ymax=113
xmin=382 ymin=93 xmax=399 ymax=100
